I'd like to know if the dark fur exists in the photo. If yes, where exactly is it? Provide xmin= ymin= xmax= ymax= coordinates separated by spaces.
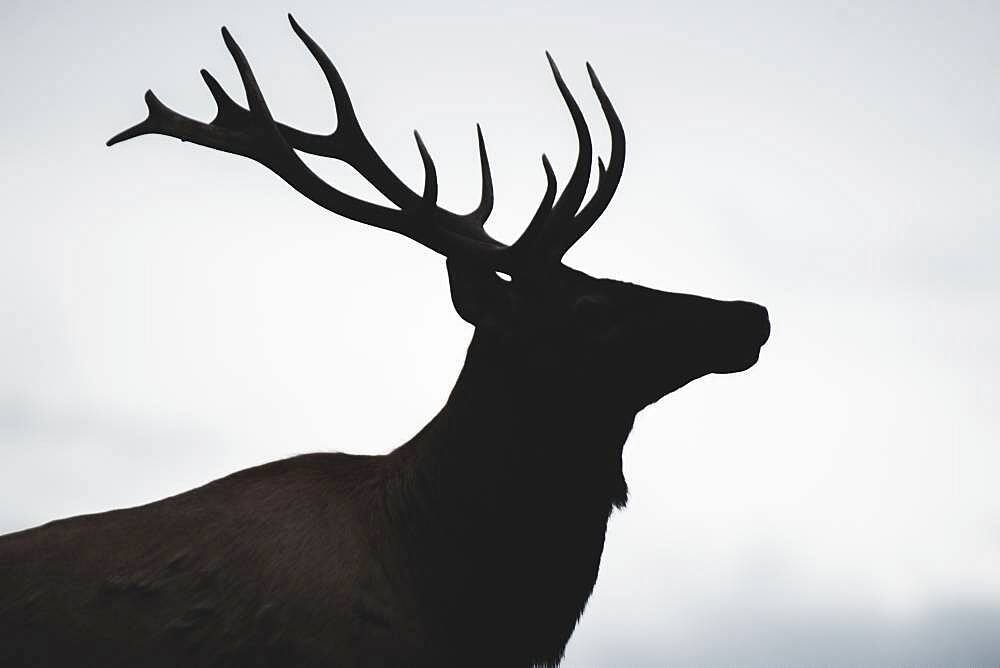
xmin=0 ymin=264 xmax=768 ymax=666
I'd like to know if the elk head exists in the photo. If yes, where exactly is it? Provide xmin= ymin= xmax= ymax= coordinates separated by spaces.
xmin=107 ymin=15 xmax=769 ymax=417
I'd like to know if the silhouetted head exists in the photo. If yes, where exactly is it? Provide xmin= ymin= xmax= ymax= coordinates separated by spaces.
xmin=449 ymin=261 xmax=769 ymax=410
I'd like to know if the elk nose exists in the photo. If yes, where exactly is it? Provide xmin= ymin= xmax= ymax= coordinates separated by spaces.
xmin=733 ymin=301 xmax=770 ymax=346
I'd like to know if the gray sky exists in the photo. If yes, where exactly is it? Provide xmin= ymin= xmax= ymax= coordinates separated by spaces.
xmin=2 ymin=0 xmax=999 ymax=664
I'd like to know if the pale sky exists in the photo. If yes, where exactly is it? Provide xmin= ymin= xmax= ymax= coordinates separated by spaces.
xmin=2 ymin=1 xmax=999 ymax=665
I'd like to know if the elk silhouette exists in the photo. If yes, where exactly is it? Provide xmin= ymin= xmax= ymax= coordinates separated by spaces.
xmin=0 ymin=16 xmax=769 ymax=668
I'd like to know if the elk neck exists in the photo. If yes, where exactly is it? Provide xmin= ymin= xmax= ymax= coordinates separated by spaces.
xmin=388 ymin=331 xmax=635 ymax=534
xmin=378 ymin=332 xmax=635 ymax=658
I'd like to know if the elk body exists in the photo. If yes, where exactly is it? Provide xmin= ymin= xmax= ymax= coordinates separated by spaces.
xmin=0 ymin=16 xmax=770 ymax=667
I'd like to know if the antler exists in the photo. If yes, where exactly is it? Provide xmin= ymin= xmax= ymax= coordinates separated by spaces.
xmin=507 ymin=55 xmax=626 ymax=264
xmin=108 ymin=15 xmax=625 ymax=273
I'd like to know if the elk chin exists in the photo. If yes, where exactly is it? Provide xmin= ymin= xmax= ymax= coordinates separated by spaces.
xmin=713 ymin=330 xmax=769 ymax=374
xmin=634 ymin=366 xmax=707 ymax=409
xmin=713 ymin=347 xmax=762 ymax=374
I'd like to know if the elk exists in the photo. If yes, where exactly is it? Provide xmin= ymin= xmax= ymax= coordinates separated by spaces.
xmin=0 ymin=15 xmax=769 ymax=667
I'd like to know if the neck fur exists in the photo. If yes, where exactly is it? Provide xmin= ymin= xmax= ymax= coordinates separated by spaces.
xmin=392 ymin=333 xmax=635 ymax=526
xmin=383 ymin=334 xmax=636 ymax=663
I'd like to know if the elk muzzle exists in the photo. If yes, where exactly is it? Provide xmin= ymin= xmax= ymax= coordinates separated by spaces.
xmin=714 ymin=300 xmax=770 ymax=374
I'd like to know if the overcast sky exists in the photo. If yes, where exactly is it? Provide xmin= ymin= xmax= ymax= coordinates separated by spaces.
xmin=2 ymin=0 xmax=999 ymax=665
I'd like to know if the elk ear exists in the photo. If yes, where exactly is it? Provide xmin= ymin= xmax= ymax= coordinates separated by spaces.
xmin=446 ymin=259 xmax=513 ymax=326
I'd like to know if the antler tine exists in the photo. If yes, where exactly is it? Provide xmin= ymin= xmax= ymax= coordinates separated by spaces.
xmin=200 ymin=69 xmax=249 ymax=129
xmin=282 ymin=14 xmax=402 ymax=198
xmin=509 ymin=154 xmax=558 ymax=257
xmin=106 ymin=85 xmax=262 ymax=158
xmin=413 ymin=131 xmax=439 ymax=206
xmin=469 ymin=123 xmax=494 ymax=222
xmin=106 ymin=90 xmax=171 ymax=148
xmin=283 ymin=14 xmax=494 ymax=225
xmin=220 ymin=28 xmax=272 ymax=117
xmin=286 ymin=14 xmax=360 ymax=135
xmin=553 ymin=63 xmax=626 ymax=257
xmin=541 ymin=53 xmax=593 ymax=231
